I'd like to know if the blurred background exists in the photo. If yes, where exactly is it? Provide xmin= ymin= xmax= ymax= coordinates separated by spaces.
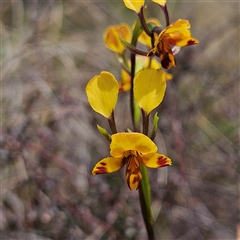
xmin=1 ymin=1 xmax=239 ymax=239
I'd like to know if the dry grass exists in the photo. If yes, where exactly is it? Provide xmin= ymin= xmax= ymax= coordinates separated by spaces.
xmin=1 ymin=1 xmax=239 ymax=239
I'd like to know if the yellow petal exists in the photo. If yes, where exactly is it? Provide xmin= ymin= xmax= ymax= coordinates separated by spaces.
xmin=134 ymin=68 xmax=166 ymax=114
xmin=152 ymin=0 xmax=166 ymax=6
xmin=86 ymin=71 xmax=119 ymax=118
xmin=119 ymin=57 xmax=169 ymax=92
xmin=103 ymin=24 xmax=132 ymax=53
xmin=92 ymin=156 xmax=125 ymax=175
xmin=110 ymin=132 xmax=157 ymax=157
xmin=123 ymin=0 xmax=145 ymax=13
xmin=117 ymin=24 xmax=132 ymax=42
xmin=165 ymin=19 xmax=191 ymax=35
xmin=140 ymin=153 xmax=171 ymax=168
xmin=163 ymin=19 xmax=199 ymax=47
xmin=125 ymin=155 xmax=142 ymax=190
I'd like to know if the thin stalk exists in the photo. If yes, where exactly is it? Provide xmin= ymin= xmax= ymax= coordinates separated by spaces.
xmin=160 ymin=5 xmax=170 ymax=27
xmin=138 ymin=7 xmax=152 ymax=37
xmin=130 ymin=51 xmax=136 ymax=131
xmin=129 ymin=17 xmax=155 ymax=239
xmin=108 ymin=111 xmax=117 ymax=134
xmin=130 ymin=25 xmax=141 ymax=132
xmin=142 ymin=109 xmax=149 ymax=136
xmin=139 ymin=166 xmax=155 ymax=240
xmin=139 ymin=110 xmax=155 ymax=239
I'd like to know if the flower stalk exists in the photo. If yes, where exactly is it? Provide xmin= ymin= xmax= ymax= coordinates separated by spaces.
xmin=108 ymin=111 xmax=118 ymax=134
xmin=129 ymin=13 xmax=155 ymax=238
xmin=160 ymin=4 xmax=170 ymax=26
xmin=139 ymin=165 xmax=155 ymax=240
xmin=129 ymin=19 xmax=142 ymax=131
xmin=139 ymin=109 xmax=155 ymax=239
xmin=85 ymin=0 xmax=199 ymax=239
xmin=138 ymin=6 xmax=152 ymax=37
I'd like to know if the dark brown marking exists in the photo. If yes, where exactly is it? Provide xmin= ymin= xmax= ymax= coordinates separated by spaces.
xmin=157 ymin=156 xmax=170 ymax=167
xmin=187 ymin=39 xmax=197 ymax=45
xmin=100 ymin=162 xmax=107 ymax=166
xmin=160 ymin=52 xmax=172 ymax=70
xmin=125 ymin=155 xmax=142 ymax=190
xmin=133 ymin=175 xmax=141 ymax=189
xmin=132 ymin=174 xmax=141 ymax=185
xmin=95 ymin=166 xmax=108 ymax=174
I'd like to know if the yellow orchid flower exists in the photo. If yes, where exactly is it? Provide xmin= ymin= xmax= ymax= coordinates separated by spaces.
xmin=123 ymin=0 xmax=145 ymax=13
xmin=134 ymin=68 xmax=166 ymax=115
xmin=86 ymin=71 xmax=119 ymax=118
xmin=103 ymin=24 xmax=132 ymax=53
xmin=92 ymin=132 xmax=171 ymax=190
xmin=148 ymin=19 xmax=199 ymax=69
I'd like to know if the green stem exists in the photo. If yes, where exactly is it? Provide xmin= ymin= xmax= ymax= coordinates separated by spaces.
xmin=139 ymin=165 xmax=155 ymax=240
xmin=129 ymin=18 xmax=154 ymax=239
xmin=130 ymin=51 xmax=137 ymax=131
xmin=129 ymin=18 xmax=143 ymax=132
xmin=139 ymin=110 xmax=155 ymax=239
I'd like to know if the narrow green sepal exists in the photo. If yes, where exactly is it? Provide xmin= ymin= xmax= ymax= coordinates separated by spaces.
xmin=150 ymin=112 xmax=159 ymax=140
xmin=134 ymin=99 xmax=141 ymax=130
xmin=116 ymin=53 xmax=124 ymax=65
xmin=132 ymin=17 xmax=143 ymax=41
xmin=139 ymin=164 xmax=155 ymax=239
xmin=116 ymin=53 xmax=130 ymax=72
xmin=120 ymin=37 xmax=148 ymax=56
xmin=97 ymin=125 xmax=112 ymax=142
xmin=119 ymin=17 xmax=149 ymax=56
